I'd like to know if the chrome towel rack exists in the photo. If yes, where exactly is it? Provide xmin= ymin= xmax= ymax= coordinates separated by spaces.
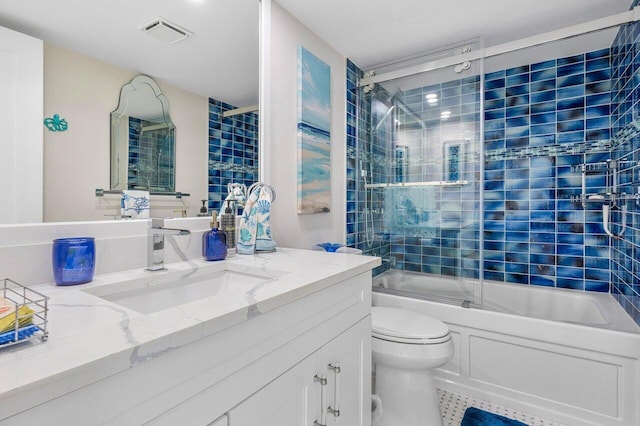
xmin=95 ymin=189 xmax=190 ymax=199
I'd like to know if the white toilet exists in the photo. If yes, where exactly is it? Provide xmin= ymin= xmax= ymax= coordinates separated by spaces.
xmin=372 ymin=306 xmax=454 ymax=426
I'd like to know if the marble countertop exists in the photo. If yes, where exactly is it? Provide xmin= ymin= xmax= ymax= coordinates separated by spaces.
xmin=0 ymin=248 xmax=380 ymax=419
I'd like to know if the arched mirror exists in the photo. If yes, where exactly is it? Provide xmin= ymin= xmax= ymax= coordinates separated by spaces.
xmin=110 ymin=75 xmax=176 ymax=193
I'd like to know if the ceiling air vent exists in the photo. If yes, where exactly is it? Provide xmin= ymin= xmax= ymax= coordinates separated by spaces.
xmin=141 ymin=17 xmax=192 ymax=44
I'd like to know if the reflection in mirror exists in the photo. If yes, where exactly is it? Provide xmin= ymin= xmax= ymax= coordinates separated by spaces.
xmin=111 ymin=75 xmax=176 ymax=193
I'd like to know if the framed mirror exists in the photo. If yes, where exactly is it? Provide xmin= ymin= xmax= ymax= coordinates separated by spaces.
xmin=0 ymin=0 xmax=258 ymax=222
xmin=111 ymin=75 xmax=176 ymax=193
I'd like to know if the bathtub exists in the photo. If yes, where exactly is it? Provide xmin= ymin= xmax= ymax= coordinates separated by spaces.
xmin=372 ymin=270 xmax=640 ymax=426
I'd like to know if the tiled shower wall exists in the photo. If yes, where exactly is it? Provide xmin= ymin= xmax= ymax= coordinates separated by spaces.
xmin=610 ymin=17 xmax=640 ymax=324
xmin=347 ymin=48 xmax=612 ymax=292
xmin=128 ymin=117 xmax=175 ymax=191
xmin=348 ymin=19 xmax=640 ymax=323
xmin=207 ymin=98 xmax=259 ymax=213
xmin=346 ymin=60 xmax=391 ymax=276
xmin=482 ymin=49 xmax=612 ymax=291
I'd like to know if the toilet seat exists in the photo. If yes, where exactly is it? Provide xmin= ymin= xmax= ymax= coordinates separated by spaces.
xmin=372 ymin=306 xmax=450 ymax=344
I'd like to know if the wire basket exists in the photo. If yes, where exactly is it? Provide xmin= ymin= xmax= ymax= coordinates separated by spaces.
xmin=0 ymin=278 xmax=49 ymax=347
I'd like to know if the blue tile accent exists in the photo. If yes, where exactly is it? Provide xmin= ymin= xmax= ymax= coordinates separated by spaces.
xmin=207 ymin=98 xmax=259 ymax=213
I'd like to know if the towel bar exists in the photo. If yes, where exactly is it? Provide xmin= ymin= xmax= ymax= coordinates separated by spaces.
xmin=95 ymin=189 xmax=190 ymax=199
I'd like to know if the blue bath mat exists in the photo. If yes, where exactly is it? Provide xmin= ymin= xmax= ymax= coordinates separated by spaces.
xmin=461 ymin=407 xmax=528 ymax=426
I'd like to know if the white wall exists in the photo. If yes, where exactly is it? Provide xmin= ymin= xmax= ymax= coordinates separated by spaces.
xmin=43 ymin=43 xmax=208 ymax=222
xmin=265 ymin=2 xmax=346 ymax=249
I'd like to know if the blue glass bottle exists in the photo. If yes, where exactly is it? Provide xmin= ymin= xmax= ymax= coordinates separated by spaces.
xmin=202 ymin=227 xmax=227 ymax=261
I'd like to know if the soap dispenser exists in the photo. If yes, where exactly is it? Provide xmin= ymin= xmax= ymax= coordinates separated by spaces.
xmin=202 ymin=212 xmax=227 ymax=261
xmin=220 ymin=203 xmax=236 ymax=256
xmin=198 ymin=199 xmax=209 ymax=217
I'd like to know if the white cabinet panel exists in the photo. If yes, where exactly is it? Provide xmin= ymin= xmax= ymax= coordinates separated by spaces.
xmin=228 ymin=351 xmax=322 ymax=426
xmin=228 ymin=317 xmax=371 ymax=426
xmin=0 ymin=25 xmax=43 ymax=223
xmin=322 ymin=317 xmax=371 ymax=426
xmin=470 ymin=336 xmax=619 ymax=417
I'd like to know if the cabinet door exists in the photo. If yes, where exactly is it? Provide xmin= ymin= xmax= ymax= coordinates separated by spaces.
xmin=228 ymin=350 xmax=322 ymax=426
xmin=322 ymin=316 xmax=371 ymax=426
xmin=0 ymin=25 xmax=43 ymax=223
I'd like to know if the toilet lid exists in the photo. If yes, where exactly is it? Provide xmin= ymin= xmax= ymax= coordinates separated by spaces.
xmin=372 ymin=306 xmax=450 ymax=343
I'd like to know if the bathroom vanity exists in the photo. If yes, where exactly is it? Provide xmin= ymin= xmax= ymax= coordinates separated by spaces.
xmin=0 ymin=248 xmax=379 ymax=425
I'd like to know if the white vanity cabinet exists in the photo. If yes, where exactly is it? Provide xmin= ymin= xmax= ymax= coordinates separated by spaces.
xmin=228 ymin=317 xmax=370 ymax=426
xmin=227 ymin=348 xmax=321 ymax=425
xmin=2 ymin=269 xmax=373 ymax=426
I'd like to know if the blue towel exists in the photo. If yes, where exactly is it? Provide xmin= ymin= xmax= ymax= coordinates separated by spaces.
xmin=255 ymin=187 xmax=276 ymax=252
xmin=121 ymin=190 xmax=150 ymax=219
xmin=461 ymin=407 xmax=528 ymax=426
xmin=237 ymin=185 xmax=276 ymax=254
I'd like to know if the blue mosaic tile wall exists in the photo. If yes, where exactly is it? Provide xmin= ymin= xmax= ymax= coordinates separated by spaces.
xmin=482 ymin=48 xmax=612 ymax=291
xmin=208 ymin=98 xmax=259 ymax=213
xmin=346 ymin=59 xmax=390 ymax=276
xmin=128 ymin=117 xmax=142 ymax=185
xmin=610 ymin=19 xmax=640 ymax=325
xmin=345 ymin=60 xmax=359 ymax=248
xmin=347 ymin=26 xmax=640 ymax=325
xmin=346 ymin=49 xmax=613 ymax=291
xmin=127 ymin=116 xmax=175 ymax=191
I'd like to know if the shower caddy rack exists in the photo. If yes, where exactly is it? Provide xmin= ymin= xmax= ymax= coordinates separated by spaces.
xmin=0 ymin=278 xmax=49 ymax=348
xmin=569 ymin=159 xmax=639 ymax=207
xmin=570 ymin=158 xmax=640 ymax=238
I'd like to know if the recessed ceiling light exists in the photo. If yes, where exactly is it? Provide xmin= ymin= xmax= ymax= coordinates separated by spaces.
xmin=426 ymin=93 xmax=437 ymax=99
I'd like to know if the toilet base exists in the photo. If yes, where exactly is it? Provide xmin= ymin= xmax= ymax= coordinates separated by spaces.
xmin=375 ymin=364 xmax=443 ymax=426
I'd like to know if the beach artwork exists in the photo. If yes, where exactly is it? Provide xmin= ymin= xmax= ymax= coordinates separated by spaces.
xmin=298 ymin=47 xmax=331 ymax=214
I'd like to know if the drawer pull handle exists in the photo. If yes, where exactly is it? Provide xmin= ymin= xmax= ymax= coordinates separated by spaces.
xmin=314 ymin=374 xmax=327 ymax=425
xmin=314 ymin=375 xmax=327 ymax=386
xmin=328 ymin=364 xmax=341 ymax=374
xmin=328 ymin=362 xmax=341 ymax=418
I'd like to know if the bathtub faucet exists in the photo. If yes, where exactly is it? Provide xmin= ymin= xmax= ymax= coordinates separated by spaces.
xmin=147 ymin=218 xmax=191 ymax=272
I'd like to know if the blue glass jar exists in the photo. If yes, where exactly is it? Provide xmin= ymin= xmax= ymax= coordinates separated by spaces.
xmin=202 ymin=228 xmax=227 ymax=261
xmin=52 ymin=237 xmax=96 ymax=285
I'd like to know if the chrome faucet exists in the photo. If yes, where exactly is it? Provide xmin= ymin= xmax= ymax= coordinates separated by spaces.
xmin=147 ymin=218 xmax=191 ymax=272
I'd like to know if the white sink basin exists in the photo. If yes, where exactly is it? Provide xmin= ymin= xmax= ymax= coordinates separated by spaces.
xmin=83 ymin=263 xmax=286 ymax=314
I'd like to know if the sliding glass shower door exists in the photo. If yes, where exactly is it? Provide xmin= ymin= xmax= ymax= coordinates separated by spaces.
xmin=356 ymin=39 xmax=484 ymax=307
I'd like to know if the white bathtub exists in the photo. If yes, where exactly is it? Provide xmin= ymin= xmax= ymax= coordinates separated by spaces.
xmin=372 ymin=271 xmax=640 ymax=426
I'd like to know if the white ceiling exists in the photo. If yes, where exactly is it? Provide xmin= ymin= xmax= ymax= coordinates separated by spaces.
xmin=276 ymin=0 xmax=633 ymax=69
xmin=0 ymin=0 xmax=633 ymax=107
xmin=0 ymin=0 xmax=259 ymax=107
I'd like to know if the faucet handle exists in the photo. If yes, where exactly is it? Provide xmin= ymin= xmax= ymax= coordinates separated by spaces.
xmin=173 ymin=209 xmax=187 ymax=218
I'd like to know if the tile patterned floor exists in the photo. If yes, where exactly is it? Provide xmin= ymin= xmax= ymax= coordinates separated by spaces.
xmin=438 ymin=388 xmax=565 ymax=426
